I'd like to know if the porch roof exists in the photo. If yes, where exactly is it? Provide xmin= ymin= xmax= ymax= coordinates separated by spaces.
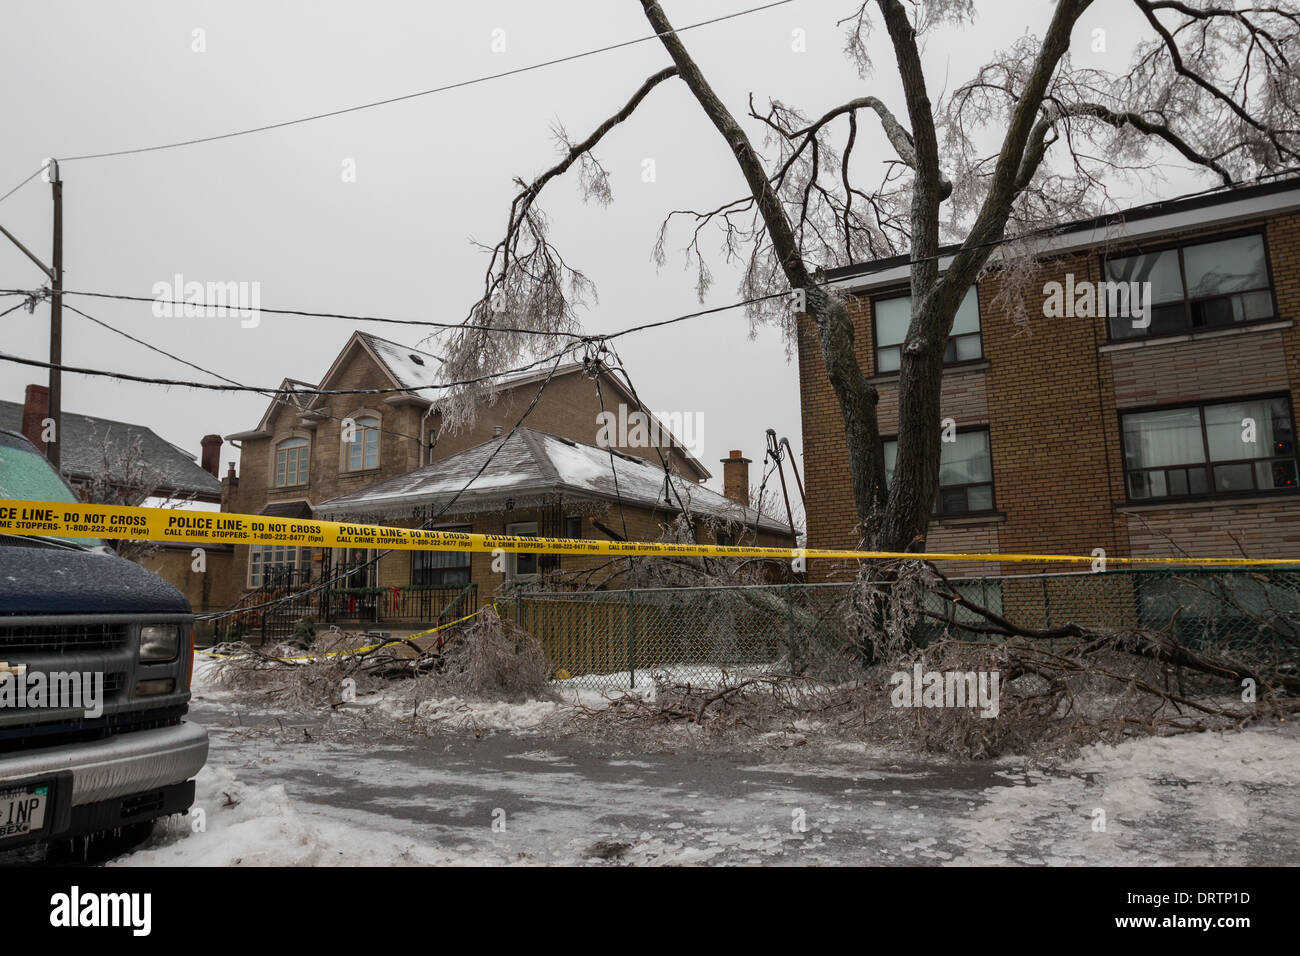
xmin=314 ymin=427 xmax=791 ymax=536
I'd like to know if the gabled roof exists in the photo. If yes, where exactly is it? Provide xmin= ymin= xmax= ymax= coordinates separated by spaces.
xmin=227 ymin=377 xmax=315 ymax=440
xmin=230 ymin=328 xmax=711 ymax=480
xmin=315 ymin=427 xmax=788 ymax=536
xmin=309 ymin=330 xmax=445 ymax=402
xmin=358 ymin=331 xmax=444 ymax=391
xmin=0 ymin=402 xmax=221 ymax=500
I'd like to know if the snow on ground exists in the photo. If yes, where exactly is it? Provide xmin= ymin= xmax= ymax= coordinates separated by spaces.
xmin=948 ymin=726 xmax=1300 ymax=866
xmin=119 ymin=724 xmax=1298 ymax=867
xmin=172 ymin=654 xmax=1300 ymax=866
xmin=113 ymin=764 xmax=510 ymax=867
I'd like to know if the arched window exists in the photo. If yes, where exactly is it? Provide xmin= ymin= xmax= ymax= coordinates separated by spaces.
xmin=346 ymin=416 xmax=380 ymax=471
xmin=275 ymin=437 xmax=309 ymax=487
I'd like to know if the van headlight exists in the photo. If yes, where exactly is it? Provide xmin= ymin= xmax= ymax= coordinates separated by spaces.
xmin=139 ymin=624 xmax=181 ymax=662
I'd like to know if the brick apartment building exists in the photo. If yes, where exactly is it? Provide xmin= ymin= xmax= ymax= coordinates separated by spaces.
xmin=798 ymin=176 xmax=1300 ymax=580
xmin=221 ymin=330 xmax=790 ymax=633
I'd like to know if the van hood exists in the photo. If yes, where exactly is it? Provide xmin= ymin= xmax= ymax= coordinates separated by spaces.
xmin=0 ymin=544 xmax=191 ymax=615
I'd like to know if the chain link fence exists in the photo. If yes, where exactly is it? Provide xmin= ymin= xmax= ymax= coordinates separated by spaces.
xmin=496 ymin=568 xmax=1300 ymax=690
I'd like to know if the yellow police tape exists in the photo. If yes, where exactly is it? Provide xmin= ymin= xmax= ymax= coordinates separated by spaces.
xmin=2 ymin=498 xmax=1298 ymax=567
xmin=195 ymin=605 xmax=491 ymax=661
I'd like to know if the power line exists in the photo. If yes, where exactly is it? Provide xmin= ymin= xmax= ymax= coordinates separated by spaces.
xmin=0 ymin=342 xmax=578 ymax=398
xmin=58 ymin=290 xmax=590 ymax=338
xmin=10 ymin=168 xmax=1291 ymax=405
xmin=0 ymin=167 xmax=44 ymax=206
xmin=14 ymin=169 xmax=1292 ymax=347
xmin=67 ymin=302 xmax=459 ymax=449
xmin=48 ymin=287 xmax=792 ymax=341
xmin=0 ymin=285 xmax=791 ymax=397
xmin=56 ymin=2 xmax=795 ymax=163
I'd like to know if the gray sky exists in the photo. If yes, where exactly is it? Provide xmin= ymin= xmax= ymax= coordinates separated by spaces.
xmin=0 ymin=0 xmax=1192 ymax=499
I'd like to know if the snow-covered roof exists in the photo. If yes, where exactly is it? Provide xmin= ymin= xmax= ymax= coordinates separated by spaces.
xmin=358 ymin=332 xmax=444 ymax=391
xmin=315 ymin=427 xmax=789 ymax=535
xmin=0 ymin=404 xmax=221 ymax=500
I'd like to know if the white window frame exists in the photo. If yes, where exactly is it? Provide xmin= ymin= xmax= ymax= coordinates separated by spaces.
xmin=505 ymin=521 xmax=539 ymax=583
xmin=274 ymin=437 xmax=310 ymax=488
xmin=248 ymin=543 xmax=313 ymax=588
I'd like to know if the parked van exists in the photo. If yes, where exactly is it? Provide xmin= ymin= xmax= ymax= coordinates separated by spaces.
xmin=0 ymin=429 xmax=207 ymax=858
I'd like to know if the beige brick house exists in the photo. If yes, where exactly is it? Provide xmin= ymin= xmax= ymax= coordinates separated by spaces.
xmin=799 ymin=176 xmax=1300 ymax=580
xmin=314 ymin=426 xmax=793 ymax=607
xmin=219 ymin=330 xmax=782 ymax=633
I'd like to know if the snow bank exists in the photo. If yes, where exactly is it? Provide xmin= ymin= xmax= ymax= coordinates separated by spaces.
xmin=948 ymin=726 xmax=1300 ymax=866
xmin=113 ymin=765 xmax=508 ymax=867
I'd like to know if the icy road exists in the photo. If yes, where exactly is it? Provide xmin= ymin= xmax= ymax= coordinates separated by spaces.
xmin=112 ymin=681 xmax=1300 ymax=867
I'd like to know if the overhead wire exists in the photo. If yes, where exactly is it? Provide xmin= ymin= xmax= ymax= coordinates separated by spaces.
xmin=54 ymin=2 xmax=795 ymax=163
xmin=65 ymin=302 xmax=448 ymax=450
xmin=0 ymin=167 xmax=44 ymax=206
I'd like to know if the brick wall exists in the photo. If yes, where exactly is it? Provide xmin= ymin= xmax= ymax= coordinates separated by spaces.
xmin=1109 ymin=328 xmax=1290 ymax=407
xmin=797 ymin=209 xmax=1300 ymax=578
xmin=138 ymin=544 xmax=237 ymax=611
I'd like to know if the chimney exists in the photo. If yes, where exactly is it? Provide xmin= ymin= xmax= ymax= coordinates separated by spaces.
xmin=221 ymin=460 xmax=238 ymax=511
xmin=200 ymin=434 xmax=223 ymax=477
xmin=21 ymin=384 xmax=49 ymax=453
xmin=720 ymin=450 xmax=751 ymax=507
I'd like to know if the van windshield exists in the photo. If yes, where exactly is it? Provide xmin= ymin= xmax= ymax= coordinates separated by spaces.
xmin=0 ymin=432 xmax=102 ymax=549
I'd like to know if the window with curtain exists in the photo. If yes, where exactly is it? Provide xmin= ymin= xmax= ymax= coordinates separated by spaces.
xmin=411 ymin=526 xmax=471 ymax=587
xmin=346 ymin=416 xmax=380 ymax=471
xmin=873 ymin=285 xmax=981 ymax=374
xmin=883 ymin=428 xmax=995 ymax=517
xmin=275 ymin=437 xmax=309 ymax=487
xmin=1103 ymin=233 xmax=1274 ymax=340
xmin=1122 ymin=396 xmax=1297 ymax=500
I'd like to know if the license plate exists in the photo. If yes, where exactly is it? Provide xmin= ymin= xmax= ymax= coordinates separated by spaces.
xmin=0 ymin=783 xmax=48 ymax=843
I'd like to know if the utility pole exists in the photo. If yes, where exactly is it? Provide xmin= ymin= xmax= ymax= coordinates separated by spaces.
xmin=0 ymin=159 xmax=61 ymax=468
xmin=48 ymin=160 xmax=63 ymax=470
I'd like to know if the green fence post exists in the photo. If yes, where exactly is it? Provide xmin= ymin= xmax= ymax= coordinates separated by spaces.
xmin=786 ymin=582 xmax=795 ymax=670
xmin=628 ymin=589 xmax=637 ymax=690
